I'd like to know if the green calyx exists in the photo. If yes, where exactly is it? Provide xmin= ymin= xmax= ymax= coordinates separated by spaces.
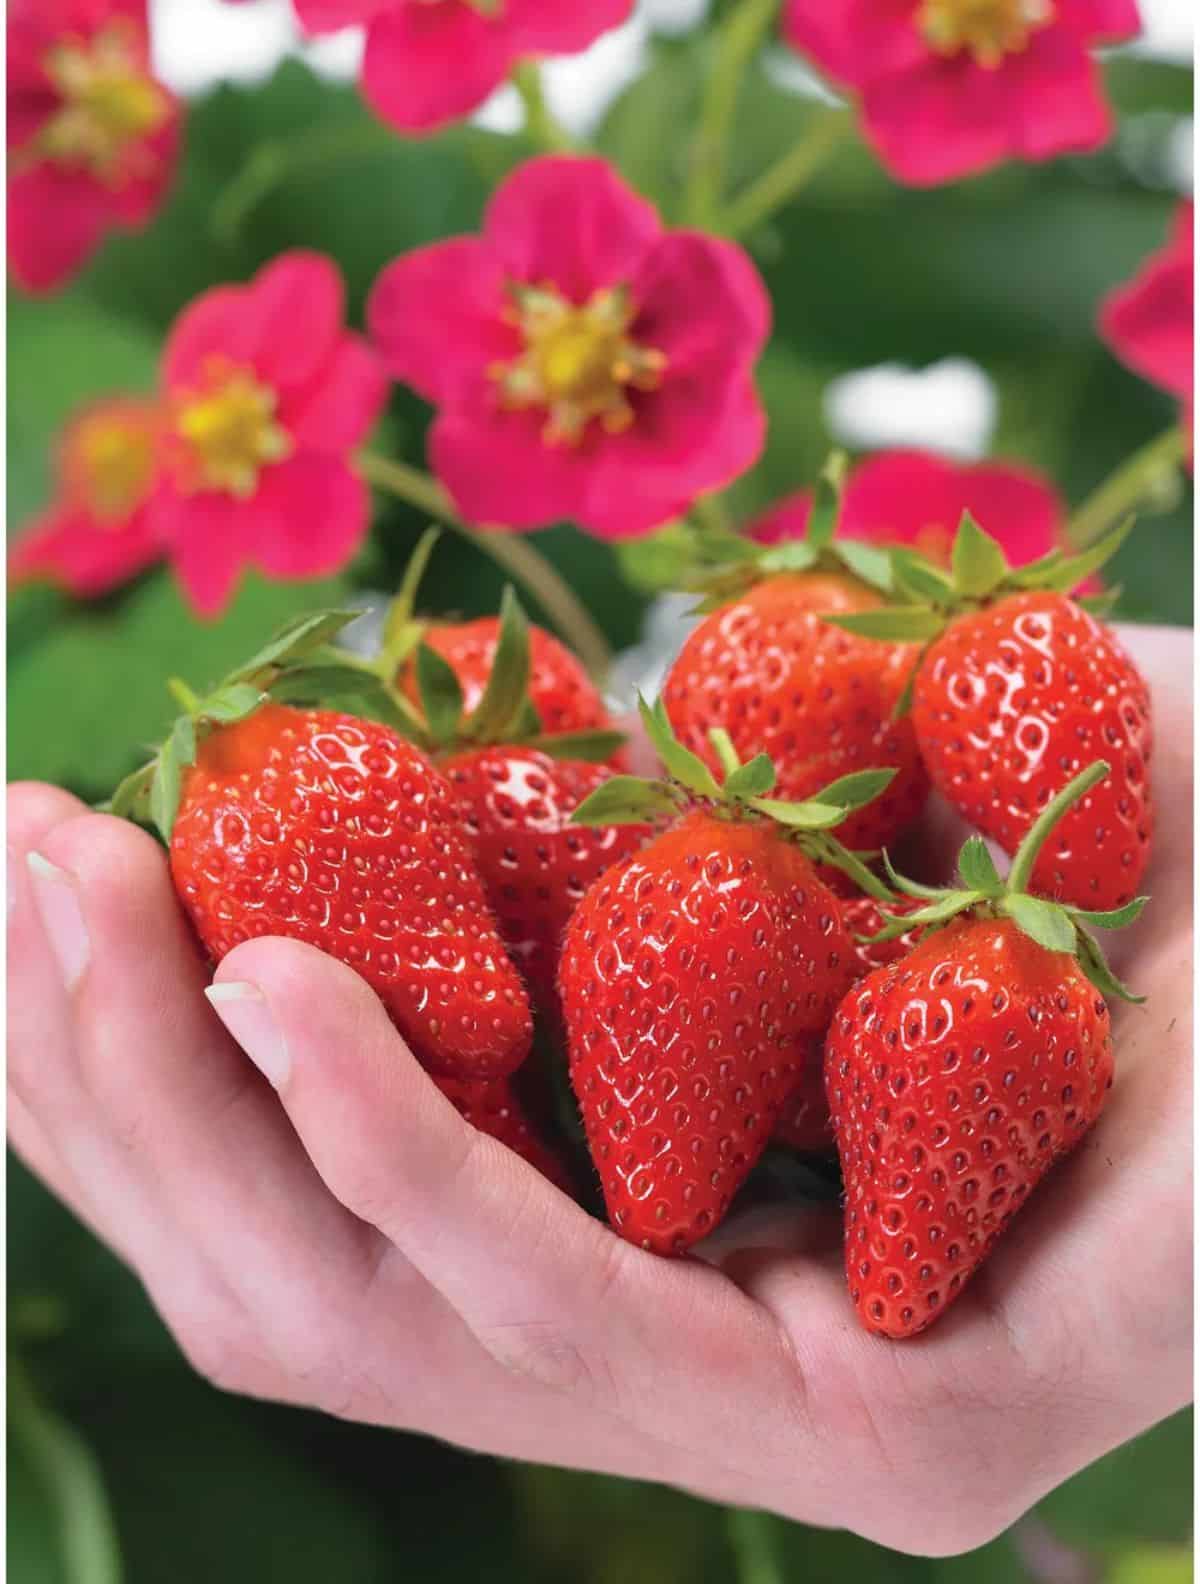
xmin=571 ymin=693 xmax=897 ymax=897
xmin=872 ymin=760 xmax=1147 ymax=1004
xmin=824 ymin=511 xmax=1133 ymax=647
xmin=685 ymin=452 xmax=895 ymax=611
xmin=104 ymin=608 xmax=420 ymax=843
xmin=382 ymin=528 xmax=624 ymax=764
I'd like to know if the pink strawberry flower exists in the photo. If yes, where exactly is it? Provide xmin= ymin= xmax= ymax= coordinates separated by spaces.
xmin=147 ymin=251 xmax=390 ymax=618
xmin=782 ymin=0 xmax=1140 ymax=187
xmin=9 ymin=396 xmax=164 ymax=595
xmin=294 ymin=0 xmax=634 ymax=135
xmin=753 ymin=449 xmax=1085 ymax=574
xmin=368 ymin=156 xmax=770 ymax=538
xmin=8 ymin=0 xmax=183 ymax=293
xmin=1100 ymin=202 xmax=1194 ymax=442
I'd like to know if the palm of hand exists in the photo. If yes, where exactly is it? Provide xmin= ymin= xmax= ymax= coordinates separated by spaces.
xmin=7 ymin=627 xmax=1191 ymax=1557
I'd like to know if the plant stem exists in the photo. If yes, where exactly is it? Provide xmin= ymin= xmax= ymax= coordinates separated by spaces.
xmin=1008 ymin=760 xmax=1110 ymax=895
xmin=683 ymin=0 xmax=781 ymax=227
xmin=210 ymin=122 xmax=396 ymax=243
xmin=357 ymin=451 xmax=612 ymax=680
xmin=1066 ymin=425 xmax=1187 ymax=549
xmin=725 ymin=1509 xmax=787 ymax=1584
xmin=511 ymin=62 xmax=575 ymax=153
xmin=721 ymin=107 xmax=852 ymax=238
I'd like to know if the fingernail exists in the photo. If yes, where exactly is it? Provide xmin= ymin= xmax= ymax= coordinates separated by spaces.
xmin=26 ymin=852 xmax=90 ymax=992
xmin=204 ymin=981 xmax=291 ymax=1088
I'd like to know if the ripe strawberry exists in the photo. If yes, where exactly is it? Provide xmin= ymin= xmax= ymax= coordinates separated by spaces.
xmin=443 ymin=747 xmax=648 ymax=1013
xmin=833 ymin=514 xmax=1153 ymax=911
xmin=559 ymin=698 xmax=897 ymax=1254
xmin=435 ymin=1074 xmax=573 ymax=1193
xmin=773 ymin=895 xmax=925 ymax=1153
xmin=825 ymin=761 xmax=1144 ymax=1338
xmin=404 ymin=617 xmax=611 ymax=737
xmin=109 ymin=614 xmax=532 ymax=1081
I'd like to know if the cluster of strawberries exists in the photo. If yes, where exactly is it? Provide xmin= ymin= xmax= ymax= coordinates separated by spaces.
xmin=109 ymin=485 xmax=1153 ymax=1341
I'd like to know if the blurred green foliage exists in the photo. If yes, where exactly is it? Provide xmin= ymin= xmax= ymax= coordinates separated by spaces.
xmin=6 ymin=17 xmax=1193 ymax=1584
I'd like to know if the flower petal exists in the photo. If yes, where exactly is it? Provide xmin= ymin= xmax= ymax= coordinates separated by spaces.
xmin=429 ymin=403 xmax=594 ymax=530
xmin=7 ymin=162 xmax=112 ymax=292
xmin=631 ymin=231 xmax=771 ymax=381
xmin=285 ymin=333 xmax=390 ymax=451
xmin=249 ymin=453 xmax=371 ymax=580
xmin=506 ymin=0 xmax=634 ymax=52
xmin=485 ymin=156 xmax=662 ymax=301
xmin=360 ymin=4 xmax=520 ymax=133
xmin=162 ymin=285 xmax=252 ymax=392
xmin=368 ymin=236 xmax=514 ymax=406
xmin=245 ymin=251 xmax=346 ymax=391
xmin=860 ymin=57 xmax=1019 ymax=186
xmin=9 ymin=501 xmax=162 ymax=596
xmin=294 ymin=0 xmax=394 ymax=29
xmin=1101 ymin=216 xmax=1195 ymax=400
xmin=150 ymin=486 xmax=248 ymax=619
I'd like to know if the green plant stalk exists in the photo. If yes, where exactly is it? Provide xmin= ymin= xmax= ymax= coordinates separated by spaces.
xmin=357 ymin=450 xmax=612 ymax=680
xmin=210 ymin=122 xmax=397 ymax=242
xmin=721 ymin=107 xmax=852 ymax=238
xmin=683 ymin=0 xmax=781 ymax=227
xmin=511 ymin=62 xmax=575 ymax=153
xmin=1066 ymin=425 xmax=1187 ymax=549
xmin=725 ymin=1508 xmax=787 ymax=1584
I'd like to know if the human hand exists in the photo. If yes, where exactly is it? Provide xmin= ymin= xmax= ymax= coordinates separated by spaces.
xmin=8 ymin=624 xmax=1191 ymax=1557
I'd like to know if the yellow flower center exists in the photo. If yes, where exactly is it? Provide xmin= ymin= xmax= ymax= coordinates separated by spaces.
xmin=38 ymin=23 xmax=168 ymax=180
xmin=491 ymin=283 xmax=667 ymax=447
xmin=174 ymin=365 xmax=292 ymax=499
xmin=918 ymin=0 xmax=1054 ymax=66
xmin=70 ymin=412 xmax=158 ymax=523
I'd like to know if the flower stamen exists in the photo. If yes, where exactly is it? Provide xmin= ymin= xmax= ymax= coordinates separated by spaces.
xmin=173 ymin=362 xmax=292 ymax=499
xmin=491 ymin=282 xmax=667 ymax=446
xmin=67 ymin=410 xmax=159 ymax=524
xmin=37 ymin=22 xmax=168 ymax=181
xmin=918 ymin=0 xmax=1054 ymax=67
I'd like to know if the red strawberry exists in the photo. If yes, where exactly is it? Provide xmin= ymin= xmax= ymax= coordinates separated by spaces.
xmin=402 ymin=616 xmax=611 ymax=737
xmin=663 ymin=571 xmax=928 ymax=850
xmin=912 ymin=592 xmax=1152 ymax=910
xmin=435 ymin=1074 xmax=573 ymax=1193
xmin=442 ymin=746 xmax=648 ymax=1013
xmin=558 ymin=700 xmax=893 ymax=1254
xmin=832 ymin=514 xmax=1153 ymax=911
xmin=773 ymin=895 xmax=925 ymax=1153
xmin=824 ymin=762 xmax=1142 ymax=1338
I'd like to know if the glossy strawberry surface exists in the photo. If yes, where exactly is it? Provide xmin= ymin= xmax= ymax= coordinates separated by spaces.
xmin=442 ymin=746 xmax=648 ymax=1012
xmin=171 ymin=703 xmax=532 ymax=1079
xmin=435 ymin=1074 xmax=572 ymax=1193
xmin=663 ymin=573 xmax=928 ymax=850
xmin=826 ymin=915 xmax=1114 ymax=1339
xmin=400 ymin=616 xmax=611 ymax=736
xmin=912 ymin=593 xmax=1153 ymax=910
xmin=773 ymin=895 xmax=925 ymax=1153
xmin=560 ymin=809 xmax=857 ymax=1254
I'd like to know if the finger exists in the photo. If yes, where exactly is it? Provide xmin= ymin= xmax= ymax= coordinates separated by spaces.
xmin=209 ymin=936 xmax=816 ymax=1486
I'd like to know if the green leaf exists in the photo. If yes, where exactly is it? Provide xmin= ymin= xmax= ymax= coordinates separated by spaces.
xmin=1069 ymin=897 xmax=1149 ymax=930
xmin=957 ymin=836 xmax=1003 ymax=896
xmin=951 ymin=511 xmax=1010 ymax=598
xmin=1002 ymin=893 xmax=1077 ymax=954
xmin=523 ymin=729 xmax=627 ymax=763
xmin=1074 ymin=924 xmax=1145 ymax=1005
xmin=570 ymin=776 xmax=681 ymax=827
xmin=637 ymin=696 xmax=723 ymax=800
xmin=414 ymin=641 xmax=464 ymax=743
xmin=723 ymin=753 xmax=776 ymax=801
xmin=891 ymin=549 xmax=956 ymax=605
xmin=833 ymin=539 xmax=894 ymax=594
xmin=464 ymin=586 xmax=530 ymax=743
xmin=809 ymin=767 xmax=896 ymax=812
xmin=824 ymin=608 xmax=948 ymax=643
xmin=805 ymin=451 xmax=848 ymax=549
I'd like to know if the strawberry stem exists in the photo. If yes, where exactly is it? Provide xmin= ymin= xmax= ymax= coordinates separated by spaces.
xmin=1006 ymin=760 xmax=1110 ymax=897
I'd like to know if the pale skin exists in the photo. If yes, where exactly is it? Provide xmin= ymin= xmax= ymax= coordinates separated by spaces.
xmin=7 ymin=625 xmax=1192 ymax=1558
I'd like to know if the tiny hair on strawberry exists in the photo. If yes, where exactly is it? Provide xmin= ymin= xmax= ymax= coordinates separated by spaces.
xmin=559 ymin=693 xmax=900 ymax=1254
xmin=827 ymin=759 xmax=1148 ymax=1340
xmin=106 ymin=608 xmax=533 ymax=1082
xmin=827 ymin=512 xmax=1153 ymax=911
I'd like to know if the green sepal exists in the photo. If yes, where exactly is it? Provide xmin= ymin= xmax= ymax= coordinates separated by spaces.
xmin=957 ymin=836 xmax=1003 ymax=896
xmin=1069 ymin=897 xmax=1149 ymax=930
xmin=757 ymin=540 xmax=820 ymax=575
xmin=870 ymin=891 xmax=982 ymax=940
xmin=950 ymin=511 xmax=1009 ymax=598
xmin=1001 ymin=893 xmax=1077 ymax=955
xmin=1074 ymin=924 xmax=1146 ymax=1005
xmin=462 ymin=585 xmax=530 ymax=742
xmin=201 ymin=682 xmax=265 ymax=725
xmin=748 ymin=798 xmax=848 ymax=831
xmin=266 ymin=664 xmax=425 ymax=740
xmin=524 ymin=729 xmax=627 ymax=763
xmin=833 ymin=540 xmax=894 ymax=595
xmin=1076 ymin=585 xmax=1123 ymax=618
xmin=378 ymin=526 xmax=440 ymax=672
xmin=825 ymin=607 xmax=949 ymax=643
xmin=223 ymin=609 xmax=362 ymax=688
xmin=1009 ymin=518 xmax=1134 ymax=595
xmin=149 ymin=714 xmax=197 ymax=842
xmin=806 ymin=450 xmax=848 ymax=550
xmin=723 ymin=753 xmax=776 ymax=801
xmin=808 ymin=767 xmax=897 ymax=812
xmin=892 ymin=549 xmax=955 ymax=606
xmin=570 ymin=775 xmax=683 ymax=827
xmin=881 ymin=849 xmax=945 ymax=900
xmin=807 ymin=836 xmax=894 ymax=903
xmin=414 ymin=641 xmax=465 ymax=743
xmin=105 ymin=759 xmax=156 ymax=822
xmin=707 ymin=726 xmax=743 ymax=777
xmin=638 ymin=695 xmax=722 ymax=800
